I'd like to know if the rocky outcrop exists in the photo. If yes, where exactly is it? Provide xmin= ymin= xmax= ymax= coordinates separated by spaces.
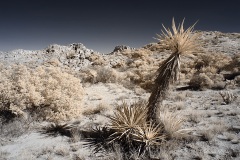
xmin=0 ymin=43 xmax=102 ymax=70
xmin=111 ymin=45 xmax=135 ymax=53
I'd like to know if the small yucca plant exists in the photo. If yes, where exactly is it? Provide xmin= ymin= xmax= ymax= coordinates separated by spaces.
xmin=147 ymin=18 xmax=200 ymax=121
xmin=39 ymin=122 xmax=76 ymax=137
xmin=108 ymin=102 xmax=148 ymax=143
xmin=133 ymin=121 xmax=166 ymax=146
xmin=82 ymin=126 xmax=115 ymax=153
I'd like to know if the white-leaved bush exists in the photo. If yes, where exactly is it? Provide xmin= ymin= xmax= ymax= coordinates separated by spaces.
xmin=0 ymin=64 xmax=84 ymax=121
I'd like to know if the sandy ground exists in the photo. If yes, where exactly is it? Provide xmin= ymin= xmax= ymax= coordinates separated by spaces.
xmin=1 ymin=82 xmax=239 ymax=160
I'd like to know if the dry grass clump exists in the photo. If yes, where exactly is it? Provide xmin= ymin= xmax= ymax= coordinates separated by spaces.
xmin=0 ymin=64 xmax=84 ymax=122
xmin=80 ymin=66 xmax=125 ymax=84
xmin=159 ymin=110 xmax=191 ymax=139
xmin=189 ymin=73 xmax=214 ymax=90
xmin=95 ymin=67 xmax=122 ymax=83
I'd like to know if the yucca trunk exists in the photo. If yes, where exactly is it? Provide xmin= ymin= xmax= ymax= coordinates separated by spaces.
xmin=147 ymin=52 xmax=180 ymax=122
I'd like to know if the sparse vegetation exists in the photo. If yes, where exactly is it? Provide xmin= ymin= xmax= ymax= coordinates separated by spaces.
xmin=189 ymin=73 xmax=214 ymax=90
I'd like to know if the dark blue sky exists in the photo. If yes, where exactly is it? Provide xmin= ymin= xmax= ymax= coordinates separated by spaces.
xmin=0 ymin=0 xmax=240 ymax=53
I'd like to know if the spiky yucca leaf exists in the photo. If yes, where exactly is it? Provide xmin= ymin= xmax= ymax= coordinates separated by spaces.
xmin=159 ymin=111 xmax=192 ymax=139
xmin=132 ymin=121 xmax=166 ymax=146
xmin=82 ymin=126 xmax=115 ymax=153
xmin=108 ymin=102 xmax=148 ymax=143
xmin=147 ymin=18 xmax=200 ymax=122
xmin=156 ymin=18 xmax=199 ymax=55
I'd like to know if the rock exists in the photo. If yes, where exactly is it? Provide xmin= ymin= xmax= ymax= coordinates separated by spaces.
xmin=217 ymin=135 xmax=229 ymax=141
xmin=112 ymin=45 xmax=134 ymax=53
xmin=231 ymin=139 xmax=239 ymax=144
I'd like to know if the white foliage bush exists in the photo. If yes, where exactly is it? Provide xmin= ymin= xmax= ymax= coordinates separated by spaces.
xmin=0 ymin=64 xmax=84 ymax=121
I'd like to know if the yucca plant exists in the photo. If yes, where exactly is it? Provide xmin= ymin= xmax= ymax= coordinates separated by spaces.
xmin=39 ymin=122 xmax=76 ymax=137
xmin=108 ymin=101 xmax=148 ymax=144
xmin=133 ymin=121 xmax=166 ymax=146
xmin=131 ymin=121 xmax=166 ymax=157
xmin=147 ymin=18 xmax=200 ymax=121
xmin=82 ymin=126 xmax=115 ymax=153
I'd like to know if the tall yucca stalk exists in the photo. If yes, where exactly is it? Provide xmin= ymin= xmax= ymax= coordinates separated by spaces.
xmin=147 ymin=18 xmax=199 ymax=121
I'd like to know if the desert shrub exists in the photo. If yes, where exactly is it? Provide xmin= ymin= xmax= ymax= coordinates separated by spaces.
xmin=0 ymin=64 xmax=84 ymax=122
xmin=128 ymin=68 xmax=157 ymax=91
xmin=80 ymin=68 xmax=98 ymax=83
xmin=222 ymin=54 xmax=240 ymax=72
xmin=89 ymin=53 xmax=106 ymax=65
xmin=189 ymin=73 xmax=214 ymax=90
xmin=121 ymin=48 xmax=152 ymax=59
xmin=95 ymin=67 xmax=120 ymax=83
xmin=194 ymin=53 xmax=231 ymax=71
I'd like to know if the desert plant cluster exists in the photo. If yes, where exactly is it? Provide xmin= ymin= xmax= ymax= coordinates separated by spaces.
xmin=0 ymin=64 xmax=84 ymax=122
xmin=0 ymin=19 xmax=240 ymax=159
